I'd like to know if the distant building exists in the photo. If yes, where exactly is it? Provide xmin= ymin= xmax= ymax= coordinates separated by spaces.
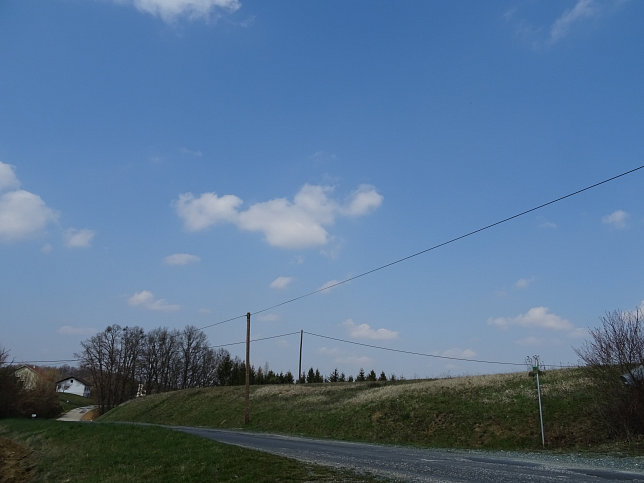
xmin=14 ymin=365 xmax=45 ymax=390
xmin=56 ymin=376 xmax=91 ymax=398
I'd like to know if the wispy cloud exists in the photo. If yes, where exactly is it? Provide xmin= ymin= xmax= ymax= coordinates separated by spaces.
xmin=602 ymin=209 xmax=629 ymax=229
xmin=539 ymin=220 xmax=558 ymax=229
xmin=514 ymin=277 xmax=535 ymax=289
xmin=506 ymin=0 xmax=619 ymax=48
xmin=64 ymin=228 xmax=95 ymax=248
xmin=256 ymin=313 xmax=280 ymax=322
xmin=180 ymin=147 xmax=203 ymax=157
xmin=342 ymin=319 xmax=398 ymax=340
xmin=549 ymin=0 xmax=598 ymax=44
xmin=318 ymin=279 xmax=342 ymax=293
xmin=112 ymin=0 xmax=241 ymax=23
xmin=164 ymin=253 xmax=201 ymax=266
xmin=174 ymin=184 xmax=383 ymax=250
xmin=488 ymin=306 xmax=573 ymax=331
xmin=269 ymin=276 xmax=293 ymax=290
xmin=128 ymin=290 xmax=180 ymax=312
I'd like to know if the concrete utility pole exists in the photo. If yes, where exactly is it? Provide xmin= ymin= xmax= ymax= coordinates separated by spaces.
xmin=528 ymin=355 xmax=545 ymax=448
xmin=298 ymin=330 xmax=303 ymax=383
xmin=245 ymin=312 xmax=250 ymax=425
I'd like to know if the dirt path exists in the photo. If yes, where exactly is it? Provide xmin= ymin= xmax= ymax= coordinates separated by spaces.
xmin=57 ymin=405 xmax=98 ymax=422
xmin=0 ymin=437 xmax=33 ymax=483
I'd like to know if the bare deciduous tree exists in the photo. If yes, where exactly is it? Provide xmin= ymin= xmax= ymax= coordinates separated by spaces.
xmin=575 ymin=308 xmax=644 ymax=438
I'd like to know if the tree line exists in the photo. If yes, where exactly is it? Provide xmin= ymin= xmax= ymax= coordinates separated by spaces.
xmin=0 ymin=347 xmax=61 ymax=418
xmin=76 ymin=324 xmax=301 ymax=413
xmin=77 ymin=324 xmax=402 ymax=414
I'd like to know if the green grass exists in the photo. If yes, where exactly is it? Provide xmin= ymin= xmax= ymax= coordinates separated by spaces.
xmin=0 ymin=419 xmax=382 ymax=482
xmin=100 ymin=368 xmax=619 ymax=451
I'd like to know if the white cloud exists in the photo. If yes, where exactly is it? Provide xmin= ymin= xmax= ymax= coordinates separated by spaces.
xmin=341 ymin=184 xmax=384 ymax=216
xmin=57 ymin=325 xmax=99 ymax=336
xmin=269 ymin=276 xmax=293 ymax=290
xmin=488 ymin=306 xmax=573 ymax=331
xmin=41 ymin=243 xmax=53 ymax=254
xmin=0 ymin=162 xmax=19 ymax=191
xmin=174 ymin=184 xmax=383 ymax=250
xmin=549 ymin=0 xmax=598 ymax=44
xmin=164 ymin=253 xmax=201 ymax=265
xmin=114 ymin=0 xmax=241 ymax=23
xmin=174 ymin=192 xmax=242 ymax=231
xmin=515 ymin=277 xmax=534 ymax=289
xmin=180 ymin=147 xmax=203 ymax=157
xmin=128 ymin=290 xmax=180 ymax=312
xmin=342 ymin=319 xmax=398 ymax=340
xmin=0 ymin=190 xmax=58 ymax=242
xmin=64 ymin=228 xmax=95 ymax=248
xmin=318 ymin=279 xmax=342 ymax=293
xmin=602 ymin=209 xmax=629 ymax=229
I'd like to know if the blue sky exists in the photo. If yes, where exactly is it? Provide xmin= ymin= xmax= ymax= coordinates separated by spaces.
xmin=1 ymin=0 xmax=642 ymax=379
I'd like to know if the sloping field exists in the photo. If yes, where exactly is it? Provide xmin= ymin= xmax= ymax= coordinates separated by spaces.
xmin=101 ymin=368 xmax=607 ymax=450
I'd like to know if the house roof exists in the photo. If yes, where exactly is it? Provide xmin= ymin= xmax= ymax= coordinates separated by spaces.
xmin=15 ymin=365 xmax=47 ymax=377
xmin=56 ymin=376 xmax=91 ymax=387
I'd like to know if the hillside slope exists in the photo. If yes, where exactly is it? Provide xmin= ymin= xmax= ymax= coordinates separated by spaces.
xmin=101 ymin=369 xmax=603 ymax=450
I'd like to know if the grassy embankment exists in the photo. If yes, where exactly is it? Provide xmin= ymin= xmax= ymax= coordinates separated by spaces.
xmin=0 ymin=419 xmax=380 ymax=482
xmin=57 ymin=392 xmax=95 ymax=413
xmin=101 ymin=368 xmax=628 ymax=452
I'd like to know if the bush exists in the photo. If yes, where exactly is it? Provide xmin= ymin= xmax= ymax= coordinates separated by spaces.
xmin=575 ymin=308 xmax=644 ymax=438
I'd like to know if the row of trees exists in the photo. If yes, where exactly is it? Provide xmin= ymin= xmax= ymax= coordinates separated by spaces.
xmin=78 ymin=324 xmax=401 ymax=413
xmin=0 ymin=348 xmax=61 ymax=418
xmin=303 ymin=367 xmax=398 ymax=383
xmin=78 ymin=325 xmax=308 ymax=413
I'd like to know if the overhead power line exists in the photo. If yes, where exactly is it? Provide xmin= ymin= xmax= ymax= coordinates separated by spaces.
xmin=209 ymin=331 xmax=300 ymax=349
xmin=11 ymin=359 xmax=81 ymax=364
xmin=304 ymin=331 xmax=525 ymax=366
xmin=200 ymin=164 xmax=644 ymax=331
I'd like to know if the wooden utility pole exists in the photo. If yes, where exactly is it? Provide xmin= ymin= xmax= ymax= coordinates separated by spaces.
xmin=244 ymin=312 xmax=251 ymax=425
xmin=298 ymin=330 xmax=303 ymax=383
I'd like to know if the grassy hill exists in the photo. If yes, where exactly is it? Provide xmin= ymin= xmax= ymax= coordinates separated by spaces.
xmin=100 ymin=368 xmax=626 ymax=452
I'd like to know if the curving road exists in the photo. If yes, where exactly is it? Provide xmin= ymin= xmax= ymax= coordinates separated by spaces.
xmin=171 ymin=426 xmax=644 ymax=482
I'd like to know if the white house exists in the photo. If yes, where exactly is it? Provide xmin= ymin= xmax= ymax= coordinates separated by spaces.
xmin=56 ymin=376 xmax=91 ymax=398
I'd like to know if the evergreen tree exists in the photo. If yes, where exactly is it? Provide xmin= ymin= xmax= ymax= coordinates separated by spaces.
xmin=329 ymin=368 xmax=340 ymax=382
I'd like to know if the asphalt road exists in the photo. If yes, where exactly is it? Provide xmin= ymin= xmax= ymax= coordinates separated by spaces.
xmin=172 ymin=426 xmax=644 ymax=482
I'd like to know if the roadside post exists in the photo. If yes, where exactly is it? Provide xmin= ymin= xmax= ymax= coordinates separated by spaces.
xmin=245 ymin=312 xmax=250 ymax=425
xmin=529 ymin=363 xmax=545 ymax=448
